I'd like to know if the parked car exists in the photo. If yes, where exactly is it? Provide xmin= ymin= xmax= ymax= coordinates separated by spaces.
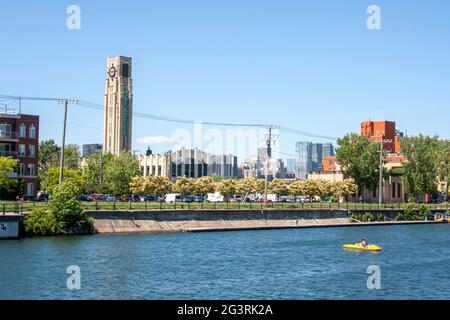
xmin=89 ymin=194 xmax=105 ymax=202
xmin=296 ymin=197 xmax=311 ymax=203
xmin=193 ymin=196 xmax=205 ymax=203
xmin=182 ymin=195 xmax=196 ymax=203
xmin=206 ymin=192 xmax=224 ymax=203
xmin=140 ymin=195 xmax=159 ymax=202
xmin=258 ymin=194 xmax=277 ymax=203
xmin=430 ymin=191 xmax=447 ymax=204
xmin=165 ymin=193 xmax=182 ymax=203
xmin=230 ymin=195 xmax=243 ymax=202
xmin=129 ymin=195 xmax=141 ymax=202
xmin=35 ymin=193 xmax=50 ymax=202
xmin=103 ymin=195 xmax=117 ymax=202
xmin=78 ymin=195 xmax=92 ymax=202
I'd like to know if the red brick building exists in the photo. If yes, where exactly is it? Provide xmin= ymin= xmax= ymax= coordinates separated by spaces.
xmin=360 ymin=120 xmax=402 ymax=154
xmin=0 ymin=108 xmax=39 ymax=196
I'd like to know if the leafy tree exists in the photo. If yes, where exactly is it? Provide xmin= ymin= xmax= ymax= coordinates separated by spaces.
xmin=130 ymin=175 xmax=173 ymax=197
xmin=329 ymin=179 xmax=358 ymax=202
xmin=216 ymin=179 xmax=237 ymax=201
xmin=437 ymin=140 xmax=450 ymax=198
xmin=401 ymin=135 xmax=440 ymax=201
xmin=39 ymin=139 xmax=60 ymax=172
xmin=82 ymin=152 xmax=113 ymax=194
xmin=64 ymin=144 xmax=82 ymax=170
xmin=236 ymin=177 xmax=264 ymax=201
xmin=336 ymin=133 xmax=382 ymax=198
xmin=0 ymin=156 xmax=19 ymax=192
xmin=173 ymin=176 xmax=196 ymax=196
xmin=302 ymin=179 xmax=323 ymax=200
xmin=104 ymin=152 xmax=140 ymax=195
xmin=41 ymin=166 xmax=85 ymax=194
xmin=289 ymin=180 xmax=306 ymax=198
xmin=49 ymin=179 xmax=89 ymax=231
xmin=194 ymin=176 xmax=215 ymax=197
xmin=269 ymin=179 xmax=289 ymax=200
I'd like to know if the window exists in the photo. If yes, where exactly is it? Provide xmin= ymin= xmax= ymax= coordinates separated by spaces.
xmin=0 ymin=123 xmax=12 ymax=138
xmin=27 ymin=183 xmax=34 ymax=196
xmin=398 ymin=183 xmax=402 ymax=199
xmin=392 ymin=183 xmax=396 ymax=198
xmin=372 ymin=189 xmax=377 ymax=198
xmin=19 ymin=163 xmax=25 ymax=176
xmin=29 ymin=125 xmax=36 ymax=139
xmin=19 ymin=124 xmax=26 ymax=138
xmin=27 ymin=164 xmax=35 ymax=176
xmin=18 ymin=144 xmax=25 ymax=157
xmin=28 ymin=145 xmax=36 ymax=157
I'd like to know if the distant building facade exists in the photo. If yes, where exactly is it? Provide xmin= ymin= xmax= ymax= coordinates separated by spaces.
xmin=295 ymin=142 xmax=335 ymax=179
xmin=82 ymin=144 xmax=103 ymax=158
xmin=138 ymin=147 xmax=238 ymax=180
xmin=0 ymin=107 xmax=39 ymax=196
xmin=360 ymin=120 xmax=403 ymax=154
xmin=103 ymin=56 xmax=133 ymax=155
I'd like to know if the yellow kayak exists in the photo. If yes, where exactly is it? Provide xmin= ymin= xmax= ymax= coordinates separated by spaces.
xmin=343 ymin=244 xmax=382 ymax=252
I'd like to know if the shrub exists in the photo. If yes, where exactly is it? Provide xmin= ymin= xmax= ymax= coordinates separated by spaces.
xmin=24 ymin=209 xmax=58 ymax=236
xmin=49 ymin=179 xmax=90 ymax=232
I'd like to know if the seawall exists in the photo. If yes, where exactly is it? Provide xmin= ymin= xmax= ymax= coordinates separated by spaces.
xmin=86 ymin=209 xmax=445 ymax=234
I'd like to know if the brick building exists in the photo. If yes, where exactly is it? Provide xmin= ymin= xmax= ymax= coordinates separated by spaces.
xmin=0 ymin=108 xmax=39 ymax=196
xmin=360 ymin=120 xmax=402 ymax=154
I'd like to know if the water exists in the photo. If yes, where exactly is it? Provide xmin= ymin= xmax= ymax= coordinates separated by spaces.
xmin=1 ymin=224 xmax=450 ymax=300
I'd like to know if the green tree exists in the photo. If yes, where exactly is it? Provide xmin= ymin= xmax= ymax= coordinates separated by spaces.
xmin=24 ymin=208 xmax=58 ymax=236
xmin=0 ymin=157 xmax=19 ymax=192
xmin=269 ymin=179 xmax=289 ymax=200
xmin=130 ymin=175 xmax=173 ymax=197
xmin=173 ymin=176 xmax=196 ymax=196
xmin=104 ymin=152 xmax=141 ymax=195
xmin=41 ymin=166 xmax=85 ymax=194
xmin=39 ymin=139 xmax=60 ymax=172
xmin=289 ymin=180 xmax=306 ymax=198
xmin=336 ymin=133 xmax=381 ymax=198
xmin=64 ymin=144 xmax=81 ymax=170
xmin=194 ymin=176 xmax=215 ymax=197
xmin=216 ymin=179 xmax=237 ymax=201
xmin=437 ymin=140 xmax=450 ymax=198
xmin=49 ymin=179 xmax=89 ymax=231
xmin=82 ymin=152 xmax=113 ymax=194
xmin=401 ymin=135 xmax=440 ymax=201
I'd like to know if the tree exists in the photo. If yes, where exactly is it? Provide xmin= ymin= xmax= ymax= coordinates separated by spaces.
xmin=336 ymin=133 xmax=381 ymax=198
xmin=104 ymin=152 xmax=141 ymax=195
xmin=130 ymin=175 xmax=173 ymax=197
xmin=194 ymin=176 xmax=215 ymax=197
xmin=329 ymin=179 xmax=358 ymax=202
xmin=216 ymin=179 xmax=237 ymax=201
xmin=437 ymin=140 xmax=450 ymax=198
xmin=173 ymin=176 xmax=196 ymax=196
xmin=39 ymin=139 xmax=60 ymax=172
xmin=401 ymin=135 xmax=440 ymax=201
xmin=236 ymin=177 xmax=263 ymax=202
xmin=64 ymin=144 xmax=81 ymax=170
xmin=83 ymin=152 xmax=113 ymax=194
xmin=49 ymin=179 xmax=89 ymax=231
xmin=41 ymin=166 xmax=85 ymax=194
xmin=289 ymin=180 xmax=306 ymax=198
xmin=302 ymin=179 xmax=323 ymax=200
xmin=0 ymin=157 xmax=19 ymax=192
xmin=269 ymin=179 xmax=288 ymax=200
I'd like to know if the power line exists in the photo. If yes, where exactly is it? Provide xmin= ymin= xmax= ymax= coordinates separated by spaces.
xmin=0 ymin=94 xmax=338 ymax=140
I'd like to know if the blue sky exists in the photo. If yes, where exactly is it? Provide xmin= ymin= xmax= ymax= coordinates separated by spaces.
xmin=1 ymin=0 xmax=449 ymax=161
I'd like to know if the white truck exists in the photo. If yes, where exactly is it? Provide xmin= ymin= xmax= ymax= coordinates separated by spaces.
xmin=206 ymin=192 xmax=224 ymax=202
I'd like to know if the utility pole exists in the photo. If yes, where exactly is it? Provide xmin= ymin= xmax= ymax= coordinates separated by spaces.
xmin=263 ymin=125 xmax=279 ymax=204
xmin=58 ymin=99 xmax=79 ymax=184
xmin=375 ymin=137 xmax=392 ymax=205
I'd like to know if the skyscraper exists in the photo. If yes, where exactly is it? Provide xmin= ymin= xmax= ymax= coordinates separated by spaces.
xmin=295 ymin=142 xmax=335 ymax=179
xmin=103 ymin=56 xmax=133 ymax=155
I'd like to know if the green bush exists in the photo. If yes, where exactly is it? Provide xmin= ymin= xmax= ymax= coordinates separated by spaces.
xmin=49 ymin=179 xmax=91 ymax=232
xmin=24 ymin=209 xmax=58 ymax=236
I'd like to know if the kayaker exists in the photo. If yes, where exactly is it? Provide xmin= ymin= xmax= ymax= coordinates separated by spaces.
xmin=360 ymin=239 xmax=369 ymax=248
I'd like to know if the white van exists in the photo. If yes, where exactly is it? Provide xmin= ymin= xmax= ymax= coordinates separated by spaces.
xmin=206 ymin=192 xmax=224 ymax=202
xmin=164 ymin=193 xmax=182 ymax=203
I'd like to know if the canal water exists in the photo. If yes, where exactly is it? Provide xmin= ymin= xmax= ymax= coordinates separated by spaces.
xmin=1 ymin=224 xmax=450 ymax=300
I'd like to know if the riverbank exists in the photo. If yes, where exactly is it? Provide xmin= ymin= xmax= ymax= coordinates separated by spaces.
xmin=86 ymin=209 xmax=445 ymax=234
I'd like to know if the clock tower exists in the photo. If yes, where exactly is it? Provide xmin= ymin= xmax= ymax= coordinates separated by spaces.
xmin=103 ymin=56 xmax=133 ymax=155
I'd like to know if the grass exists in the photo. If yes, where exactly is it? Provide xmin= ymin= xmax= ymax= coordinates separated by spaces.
xmin=1 ymin=200 xmax=449 ymax=214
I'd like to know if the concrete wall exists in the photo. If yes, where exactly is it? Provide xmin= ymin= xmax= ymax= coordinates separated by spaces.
xmin=0 ymin=215 xmax=24 ymax=239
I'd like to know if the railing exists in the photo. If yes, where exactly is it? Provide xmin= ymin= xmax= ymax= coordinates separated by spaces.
xmin=0 ymin=131 xmax=19 ymax=140
xmin=0 ymin=151 xmax=18 ymax=157
xmin=1 ymin=201 xmax=449 ymax=214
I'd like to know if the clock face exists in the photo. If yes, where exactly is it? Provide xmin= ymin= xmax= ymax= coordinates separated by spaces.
xmin=109 ymin=66 xmax=117 ymax=78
